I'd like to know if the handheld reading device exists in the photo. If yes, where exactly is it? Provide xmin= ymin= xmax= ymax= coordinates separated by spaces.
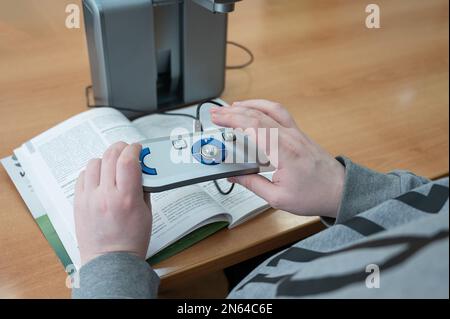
xmin=140 ymin=128 xmax=267 ymax=192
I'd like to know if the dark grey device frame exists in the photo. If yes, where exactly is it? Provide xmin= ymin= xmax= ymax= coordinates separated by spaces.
xmin=83 ymin=0 xmax=228 ymax=119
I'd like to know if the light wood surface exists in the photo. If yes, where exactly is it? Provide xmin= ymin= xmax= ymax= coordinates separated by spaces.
xmin=0 ymin=0 xmax=448 ymax=298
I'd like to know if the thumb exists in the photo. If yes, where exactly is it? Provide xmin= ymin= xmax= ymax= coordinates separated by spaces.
xmin=144 ymin=192 xmax=151 ymax=209
xmin=229 ymin=174 xmax=278 ymax=203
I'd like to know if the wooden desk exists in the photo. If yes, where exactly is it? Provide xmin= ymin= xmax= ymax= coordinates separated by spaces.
xmin=0 ymin=0 xmax=448 ymax=298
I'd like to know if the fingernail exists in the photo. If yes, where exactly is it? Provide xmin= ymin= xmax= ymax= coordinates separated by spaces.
xmin=227 ymin=177 xmax=236 ymax=183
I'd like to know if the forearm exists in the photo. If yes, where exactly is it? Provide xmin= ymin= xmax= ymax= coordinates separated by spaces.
xmin=72 ymin=252 xmax=160 ymax=299
xmin=323 ymin=156 xmax=431 ymax=225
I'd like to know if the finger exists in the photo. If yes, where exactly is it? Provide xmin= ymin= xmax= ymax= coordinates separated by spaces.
xmin=212 ymin=108 xmax=285 ymax=168
xmin=236 ymin=100 xmax=313 ymax=146
xmin=100 ymin=142 xmax=128 ymax=188
xmin=211 ymin=107 xmax=280 ymax=131
xmin=144 ymin=192 xmax=151 ymax=209
xmin=75 ymin=170 xmax=85 ymax=195
xmin=228 ymin=174 xmax=279 ymax=205
xmin=84 ymin=158 xmax=101 ymax=191
xmin=225 ymin=100 xmax=311 ymax=156
xmin=116 ymin=143 xmax=143 ymax=193
xmin=211 ymin=111 xmax=259 ymax=145
xmin=232 ymin=100 xmax=296 ymax=128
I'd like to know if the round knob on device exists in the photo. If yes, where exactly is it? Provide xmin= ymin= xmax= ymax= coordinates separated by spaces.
xmin=201 ymin=144 xmax=219 ymax=159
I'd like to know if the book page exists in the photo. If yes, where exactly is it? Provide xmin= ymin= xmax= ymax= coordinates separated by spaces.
xmin=1 ymin=155 xmax=75 ymax=268
xmin=14 ymin=108 xmax=146 ymax=245
xmin=148 ymin=185 xmax=228 ymax=255
xmin=14 ymin=147 xmax=82 ymax=268
xmin=198 ymin=171 xmax=274 ymax=227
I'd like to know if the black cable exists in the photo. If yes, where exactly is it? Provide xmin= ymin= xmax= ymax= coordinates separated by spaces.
xmin=214 ymin=180 xmax=235 ymax=195
xmin=85 ymin=86 xmax=235 ymax=195
xmin=226 ymin=41 xmax=255 ymax=70
xmin=196 ymin=100 xmax=236 ymax=195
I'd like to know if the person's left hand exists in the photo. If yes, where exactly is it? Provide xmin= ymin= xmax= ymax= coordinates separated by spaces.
xmin=210 ymin=100 xmax=345 ymax=218
xmin=74 ymin=142 xmax=152 ymax=266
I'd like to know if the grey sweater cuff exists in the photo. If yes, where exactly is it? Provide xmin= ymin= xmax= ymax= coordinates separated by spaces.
xmin=72 ymin=252 xmax=160 ymax=299
xmin=322 ymin=156 xmax=430 ymax=226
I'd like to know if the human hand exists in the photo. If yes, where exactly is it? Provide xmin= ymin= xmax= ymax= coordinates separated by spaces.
xmin=210 ymin=100 xmax=345 ymax=218
xmin=74 ymin=142 xmax=152 ymax=266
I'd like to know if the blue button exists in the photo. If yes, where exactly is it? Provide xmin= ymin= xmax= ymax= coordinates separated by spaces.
xmin=140 ymin=147 xmax=157 ymax=175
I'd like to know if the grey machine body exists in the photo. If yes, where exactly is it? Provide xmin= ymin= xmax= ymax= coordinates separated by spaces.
xmin=139 ymin=129 xmax=263 ymax=193
xmin=82 ymin=0 xmax=240 ymax=118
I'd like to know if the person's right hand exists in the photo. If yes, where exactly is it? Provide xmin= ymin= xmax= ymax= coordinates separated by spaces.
xmin=210 ymin=100 xmax=345 ymax=218
xmin=74 ymin=142 xmax=152 ymax=266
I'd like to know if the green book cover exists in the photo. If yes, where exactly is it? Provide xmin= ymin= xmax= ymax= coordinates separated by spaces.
xmin=36 ymin=214 xmax=228 ymax=268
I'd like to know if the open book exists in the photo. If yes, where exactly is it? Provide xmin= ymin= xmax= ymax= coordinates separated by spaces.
xmin=3 ymin=102 xmax=272 ymax=270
